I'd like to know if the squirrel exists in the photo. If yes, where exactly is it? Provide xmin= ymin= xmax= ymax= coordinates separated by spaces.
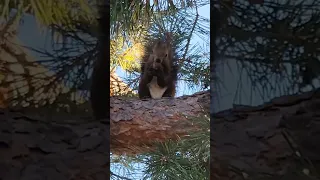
xmin=138 ymin=33 xmax=178 ymax=99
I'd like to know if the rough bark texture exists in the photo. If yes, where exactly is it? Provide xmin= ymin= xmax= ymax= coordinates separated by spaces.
xmin=110 ymin=71 xmax=136 ymax=96
xmin=211 ymin=88 xmax=320 ymax=180
xmin=0 ymin=109 xmax=109 ymax=180
xmin=0 ymin=90 xmax=209 ymax=179
xmin=110 ymin=90 xmax=210 ymax=155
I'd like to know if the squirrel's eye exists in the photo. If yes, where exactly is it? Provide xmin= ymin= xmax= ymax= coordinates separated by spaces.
xmin=165 ymin=54 xmax=168 ymax=57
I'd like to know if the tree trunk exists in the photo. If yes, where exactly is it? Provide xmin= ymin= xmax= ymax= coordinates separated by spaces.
xmin=211 ymin=88 xmax=320 ymax=180
xmin=110 ymin=90 xmax=210 ymax=155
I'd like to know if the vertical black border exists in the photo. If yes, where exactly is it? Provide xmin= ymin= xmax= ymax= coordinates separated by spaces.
xmin=210 ymin=1 xmax=221 ymax=179
xmin=90 ymin=1 xmax=111 ymax=121
xmin=90 ymin=0 xmax=111 ymax=177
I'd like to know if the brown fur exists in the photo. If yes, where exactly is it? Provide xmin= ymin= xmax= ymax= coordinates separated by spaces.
xmin=138 ymin=38 xmax=178 ymax=99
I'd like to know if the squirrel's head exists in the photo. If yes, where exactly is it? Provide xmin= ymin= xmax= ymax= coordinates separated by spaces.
xmin=148 ymin=40 xmax=171 ymax=71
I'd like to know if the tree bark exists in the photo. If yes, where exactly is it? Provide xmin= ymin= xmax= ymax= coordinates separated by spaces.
xmin=3 ymin=87 xmax=320 ymax=179
xmin=211 ymin=88 xmax=320 ymax=180
xmin=0 ymin=90 xmax=209 ymax=179
xmin=0 ymin=109 xmax=109 ymax=180
xmin=110 ymin=90 xmax=210 ymax=155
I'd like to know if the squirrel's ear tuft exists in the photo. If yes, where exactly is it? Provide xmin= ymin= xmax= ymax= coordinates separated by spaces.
xmin=153 ymin=40 xmax=161 ymax=52
xmin=156 ymin=40 xmax=162 ymax=46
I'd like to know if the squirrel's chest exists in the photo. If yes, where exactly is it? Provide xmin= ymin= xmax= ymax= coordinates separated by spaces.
xmin=147 ymin=76 xmax=167 ymax=99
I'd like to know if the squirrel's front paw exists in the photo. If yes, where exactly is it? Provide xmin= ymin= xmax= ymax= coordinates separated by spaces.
xmin=155 ymin=68 xmax=164 ymax=76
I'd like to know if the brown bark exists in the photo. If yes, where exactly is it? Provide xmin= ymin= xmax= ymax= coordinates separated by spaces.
xmin=0 ymin=110 xmax=109 ymax=180
xmin=211 ymin=88 xmax=320 ymax=180
xmin=110 ymin=90 xmax=210 ymax=155
xmin=0 ymin=90 xmax=209 ymax=179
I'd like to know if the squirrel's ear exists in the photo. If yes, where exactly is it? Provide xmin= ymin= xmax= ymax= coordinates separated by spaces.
xmin=152 ymin=40 xmax=161 ymax=52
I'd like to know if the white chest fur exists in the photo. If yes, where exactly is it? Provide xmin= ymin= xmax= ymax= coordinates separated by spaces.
xmin=147 ymin=76 xmax=168 ymax=99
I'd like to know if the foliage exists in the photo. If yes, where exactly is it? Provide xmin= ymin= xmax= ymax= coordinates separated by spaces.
xmin=213 ymin=0 xmax=320 ymax=104
xmin=0 ymin=0 xmax=95 ymax=33
xmin=110 ymin=36 xmax=145 ymax=71
xmin=0 ymin=0 xmax=97 ymax=109
xmin=116 ymin=1 xmax=210 ymax=93
xmin=0 ymin=0 xmax=211 ymax=109
xmin=109 ymin=0 xmax=208 ymax=72
xmin=143 ymin=114 xmax=210 ymax=180
xmin=110 ymin=0 xmax=207 ymax=38
xmin=110 ymin=114 xmax=210 ymax=180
